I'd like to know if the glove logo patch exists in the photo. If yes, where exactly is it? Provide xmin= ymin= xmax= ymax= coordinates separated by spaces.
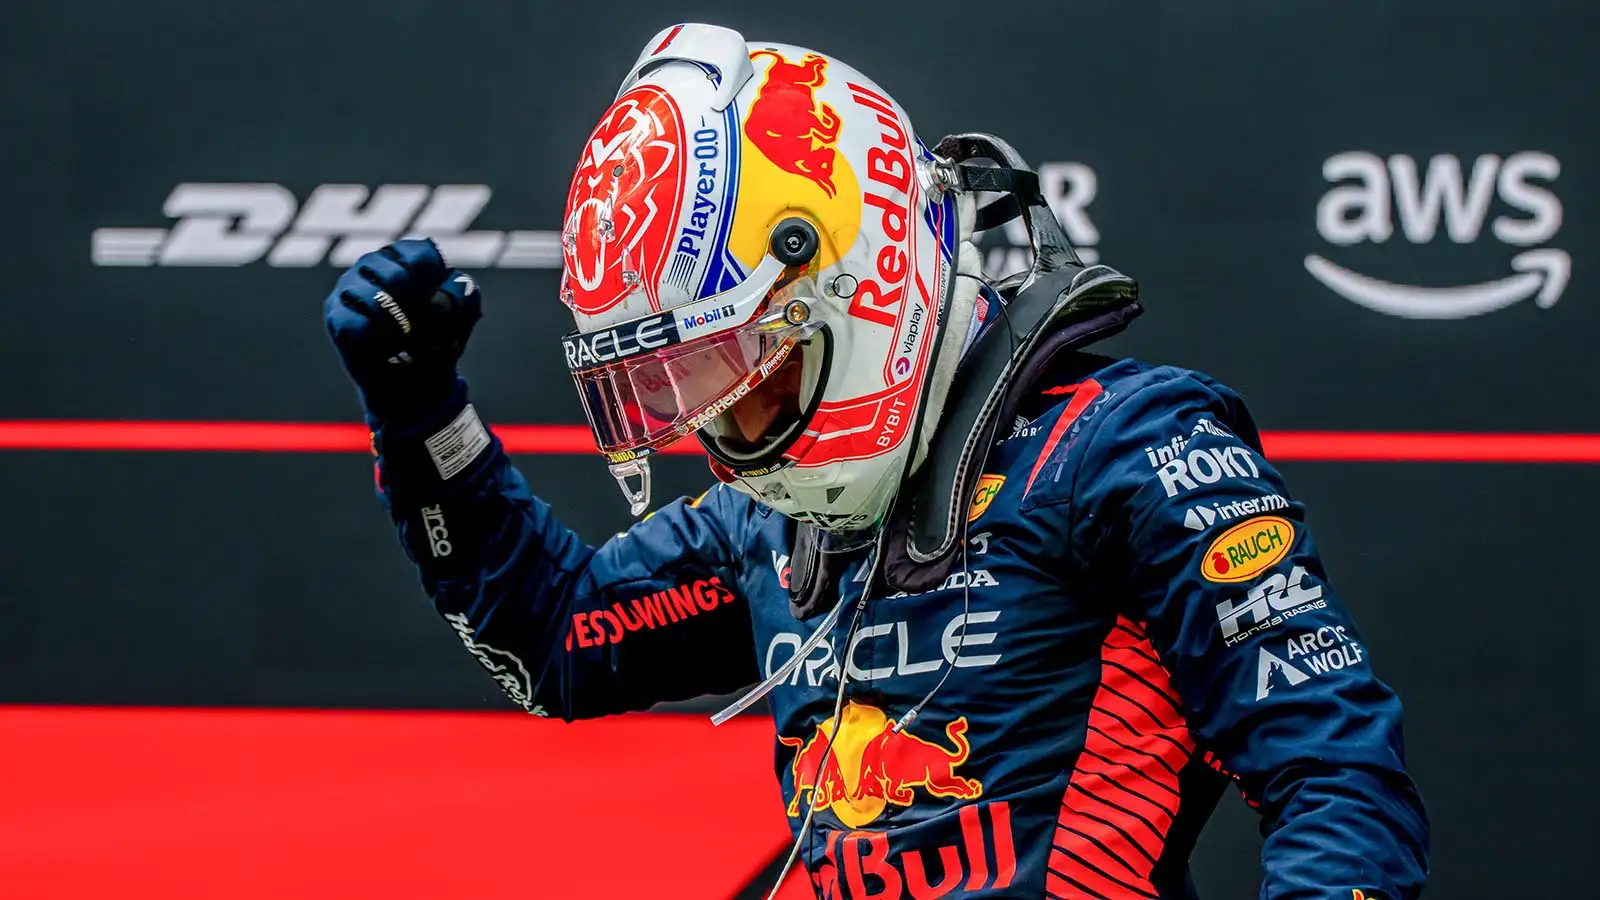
xmin=373 ymin=290 xmax=412 ymax=334
xmin=1200 ymin=515 xmax=1294 ymax=583
xmin=419 ymin=505 xmax=452 ymax=558
xmin=425 ymin=405 xmax=491 ymax=481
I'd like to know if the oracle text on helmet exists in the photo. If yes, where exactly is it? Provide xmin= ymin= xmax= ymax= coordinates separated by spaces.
xmin=563 ymin=314 xmax=675 ymax=369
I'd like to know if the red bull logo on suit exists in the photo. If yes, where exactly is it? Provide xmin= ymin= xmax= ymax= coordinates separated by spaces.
xmin=780 ymin=702 xmax=982 ymax=828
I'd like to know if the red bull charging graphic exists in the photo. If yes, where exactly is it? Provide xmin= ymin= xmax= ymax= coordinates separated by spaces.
xmin=743 ymin=50 xmax=843 ymax=198
xmin=780 ymin=702 xmax=982 ymax=828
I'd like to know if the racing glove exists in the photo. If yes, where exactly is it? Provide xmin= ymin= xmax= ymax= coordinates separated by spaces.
xmin=323 ymin=238 xmax=482 ymax=425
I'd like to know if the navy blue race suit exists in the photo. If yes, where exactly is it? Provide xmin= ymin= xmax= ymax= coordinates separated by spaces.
xmin=360 ymin=346 xmax=1430 ymax=900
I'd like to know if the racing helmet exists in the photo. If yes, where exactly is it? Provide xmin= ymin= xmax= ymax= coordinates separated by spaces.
xmin=559 ymin=23 xmax=984 ymax=532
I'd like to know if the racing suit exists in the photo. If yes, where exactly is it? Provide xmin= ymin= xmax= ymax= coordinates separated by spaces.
xmin=368 ymin=352 xmax=1430 ymax=900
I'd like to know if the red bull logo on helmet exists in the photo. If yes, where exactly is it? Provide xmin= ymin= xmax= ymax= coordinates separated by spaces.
xmin=725 ymin=52 xmax=861 ymax=274
xmin=744 ymin=50 xmax=843 ymax=197
xmin=780 ymin=702 xmax=982 ymax=828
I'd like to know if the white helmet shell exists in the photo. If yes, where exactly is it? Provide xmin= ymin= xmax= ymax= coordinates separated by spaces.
xmin=559 ymin=24 xmax=981 ymax=531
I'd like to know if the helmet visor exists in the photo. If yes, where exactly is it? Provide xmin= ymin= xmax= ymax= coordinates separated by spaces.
xmin=563 ymin=268 xmax=820 ymax=461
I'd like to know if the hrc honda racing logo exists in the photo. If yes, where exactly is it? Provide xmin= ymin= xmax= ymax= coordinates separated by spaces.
xmin=1215 ymin=565 xmax=1327 ymax=648
xmin=1306 ymin=151 xmax=1569 ymax=319
xmin=92 ymin=183 xmax=563 ymax=268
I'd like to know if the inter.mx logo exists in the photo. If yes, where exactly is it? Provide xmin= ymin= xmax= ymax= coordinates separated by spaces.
xmin=1305 ymin=152 xmax=1569 ymax=319
xmin=92 ymin=183 xmax=563 ymax=268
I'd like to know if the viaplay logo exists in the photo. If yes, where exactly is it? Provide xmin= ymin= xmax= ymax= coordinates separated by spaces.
xmin=1306 ymin=152 xmax=1569 ymax=320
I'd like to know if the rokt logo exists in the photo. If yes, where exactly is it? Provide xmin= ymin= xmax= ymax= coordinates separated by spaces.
xmin=975 ymin=162 xmax=1101 ymax=275
xmin=92 ymin=184 xmax=562 ymax=269
xmin=1306 ymin=152 xmax=1569 ymax=319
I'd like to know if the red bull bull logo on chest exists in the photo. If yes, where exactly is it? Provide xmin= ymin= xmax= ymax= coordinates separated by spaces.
xmin=780 ymin=702 xmax=982 ymax=828
xmin=744 ymin=50 xmax=843 ymax=198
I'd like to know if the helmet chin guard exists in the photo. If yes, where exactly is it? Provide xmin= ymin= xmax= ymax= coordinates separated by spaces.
xmin=608 ymin=457 xmax=653 ymax=517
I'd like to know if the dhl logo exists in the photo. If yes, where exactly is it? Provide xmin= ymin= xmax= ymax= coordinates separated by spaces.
xmin=780 ymin=702 xmax=981 ymax=828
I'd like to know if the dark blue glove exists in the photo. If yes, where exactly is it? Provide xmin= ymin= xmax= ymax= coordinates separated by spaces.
xmin=324 ymin=239 xmax=483 ymax=422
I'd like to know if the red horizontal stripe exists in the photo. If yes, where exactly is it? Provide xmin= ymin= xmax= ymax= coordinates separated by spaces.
xmin=0 ymin=421 xmax=707 ymax=455
xmin=0 ymin=421 xmax=1596 ymax=462
xmin=1258 ymin=430 xmax=1600 ymax=463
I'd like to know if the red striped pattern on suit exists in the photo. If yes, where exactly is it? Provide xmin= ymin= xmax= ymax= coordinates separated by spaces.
xmin=1047 ymin=618 xmax=1195 ymax=899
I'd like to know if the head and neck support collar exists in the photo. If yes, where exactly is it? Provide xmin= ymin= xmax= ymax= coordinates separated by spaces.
xmin=787 ymin=133 xmax=1143 ymax=617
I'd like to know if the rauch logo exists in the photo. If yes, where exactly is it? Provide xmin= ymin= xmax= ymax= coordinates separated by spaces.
xmin=1306 ymin=151 xmax=1568 ymax=319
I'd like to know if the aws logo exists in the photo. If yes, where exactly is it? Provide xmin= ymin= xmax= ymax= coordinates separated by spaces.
xmin=1306 ymin=151 xmax=1569 ymax=320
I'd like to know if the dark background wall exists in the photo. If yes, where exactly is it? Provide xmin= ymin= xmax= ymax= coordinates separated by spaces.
xmin=2 ymin=2 xmax=1596 ymax=897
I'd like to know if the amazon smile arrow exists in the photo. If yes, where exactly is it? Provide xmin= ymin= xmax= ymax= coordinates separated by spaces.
xmin=1305 ymin=248 xmax=1570 ymax=320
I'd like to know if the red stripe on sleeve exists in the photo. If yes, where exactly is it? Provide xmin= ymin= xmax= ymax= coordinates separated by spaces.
xmin=1052 ymin=617 xmax=1195 ymax=897
xmin=1024 ymin=379 xmax=1106 ymax=495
